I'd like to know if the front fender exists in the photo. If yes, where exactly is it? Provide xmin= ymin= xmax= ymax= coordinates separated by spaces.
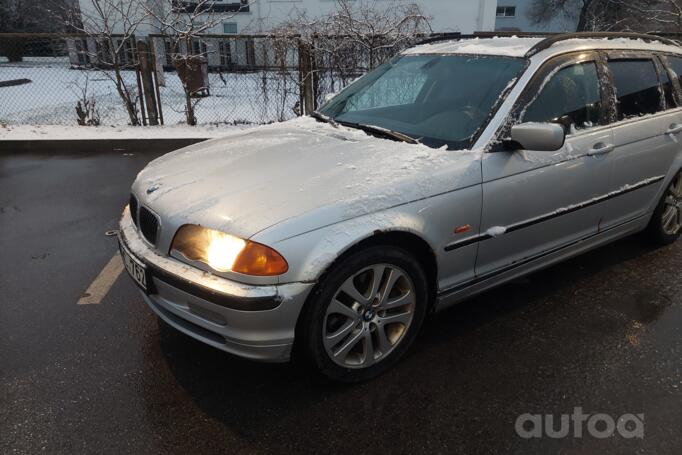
xmin=253 ymin=185 xmax=482 ymax=290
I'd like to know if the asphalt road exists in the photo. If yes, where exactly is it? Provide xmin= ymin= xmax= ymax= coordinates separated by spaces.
xmin=1 ymin=144 xmax=681 ymax=454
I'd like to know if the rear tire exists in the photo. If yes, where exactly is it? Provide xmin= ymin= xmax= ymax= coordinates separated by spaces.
xmin=645 ymin=170 xmax=682 ymax=245
xmin=298 ymin=246 xmax=428 ymax=383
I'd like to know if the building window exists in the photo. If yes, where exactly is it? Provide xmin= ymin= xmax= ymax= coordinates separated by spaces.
xmin=219 ymin=41 xmax=232 ymax=67
xmin=245 ymin=39 xmax=256 ymax=66
xmin=75 ymin=39 xmax=91 ymax=66
xmin=496 ymin=6 xmax=516 ymax=17
xmin=115 ymin=38 xmax=137 ymax=67
xmin=164 ymin=40 xmax=174 ymax=66
xmin=95 ymin=39 xmax=111 ymax=65
xmin=192 ymin=39 xmax=207 ymax=56
xmin=223 ymin=22 xmax=238 ymax=34
xmin=175 ymin=0 xmax=249 ymax=13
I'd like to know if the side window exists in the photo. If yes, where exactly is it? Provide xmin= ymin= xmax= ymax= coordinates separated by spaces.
xmin=608 ymin=59 xmax=663 ymax=120
xmin=522 ymin=62 xmax=602 ymax=132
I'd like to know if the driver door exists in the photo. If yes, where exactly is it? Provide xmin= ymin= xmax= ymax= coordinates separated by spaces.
xmin=476 ymin=52 xmax=614 ymax=277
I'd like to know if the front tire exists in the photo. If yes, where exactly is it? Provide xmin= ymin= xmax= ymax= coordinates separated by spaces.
xmin=645 ymin=170 xmax=682 ymax=245
xmin=298 ymin=246 xmax=429 ymax=382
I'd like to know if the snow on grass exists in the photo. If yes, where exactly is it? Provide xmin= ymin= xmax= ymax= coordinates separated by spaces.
xmin=0 ymin=57 xmax=300 ymax=127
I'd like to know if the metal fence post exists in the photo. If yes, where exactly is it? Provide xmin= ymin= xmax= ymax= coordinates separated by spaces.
xmin=137 ymin=40 xmax=159 ymax=126
xmin=298 ymin=38 xmax=315 ymax=116
xmin=147 ymin=37 xmax=165 ymax=125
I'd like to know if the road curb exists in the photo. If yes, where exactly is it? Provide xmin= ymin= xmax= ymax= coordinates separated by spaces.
xmin=0 ymin=138 xmax=208 ymax=154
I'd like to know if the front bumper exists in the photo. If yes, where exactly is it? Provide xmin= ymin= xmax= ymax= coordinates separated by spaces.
xmin=118 ymin=207 xmax=314 ymax=362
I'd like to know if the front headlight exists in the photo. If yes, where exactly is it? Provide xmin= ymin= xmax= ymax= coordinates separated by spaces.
xmin=170 ymin=225 xmax=288 ymax=276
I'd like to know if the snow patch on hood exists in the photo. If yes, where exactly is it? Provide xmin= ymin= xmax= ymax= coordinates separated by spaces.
xmin=133 ymin=116 xmax=482 ymax=239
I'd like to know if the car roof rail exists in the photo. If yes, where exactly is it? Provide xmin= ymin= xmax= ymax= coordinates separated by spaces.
xmin=415 ymin=31 xmax=554 ymax=46
xmin=415 ymin=32 xmax=463 ymax=46
xmin=525 ymin=32 xmax=680 ymax=57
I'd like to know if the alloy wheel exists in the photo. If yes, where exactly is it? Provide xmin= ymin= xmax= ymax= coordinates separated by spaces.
xmin=662 ymin=173 xmax=682 ymax=236
xmin=322 ymin=264 xmax=416 ymax=369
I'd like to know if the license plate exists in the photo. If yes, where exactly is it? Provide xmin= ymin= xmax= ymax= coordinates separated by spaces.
xmin=120 ymin=240 xmax=148 ymax=291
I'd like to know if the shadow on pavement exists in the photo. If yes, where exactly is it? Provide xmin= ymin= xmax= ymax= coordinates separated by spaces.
xmin=148 ymin=235 xmax=674 ymax=452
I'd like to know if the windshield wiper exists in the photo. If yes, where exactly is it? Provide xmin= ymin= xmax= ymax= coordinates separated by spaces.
xmin=310 ymin=110 xmax=339 ymax=128
xmin=312 ymin=113 xmax=419 ymax=144
xmin=341 ymin=121 xmax=420 ymax=145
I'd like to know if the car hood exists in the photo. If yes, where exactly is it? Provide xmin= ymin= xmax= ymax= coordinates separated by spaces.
xmin=133 ymin=117 xmax=481 ymax=241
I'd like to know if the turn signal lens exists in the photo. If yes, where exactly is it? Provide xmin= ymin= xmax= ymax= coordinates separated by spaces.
xmin=171 ymin=225 xmax=288 ymax=276
xmin=232 ymin=241 xmax=289 ymax=276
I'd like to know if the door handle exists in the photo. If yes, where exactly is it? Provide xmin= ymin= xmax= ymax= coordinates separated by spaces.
xmin=666 ymin=124 xmax=682 ymax=135
xmin=587 ymin=143 xmax=615 ymax=156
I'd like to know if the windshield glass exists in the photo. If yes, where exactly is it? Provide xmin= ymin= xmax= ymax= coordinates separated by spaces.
xmin=319 ymin=54 xmax=527 ymax=149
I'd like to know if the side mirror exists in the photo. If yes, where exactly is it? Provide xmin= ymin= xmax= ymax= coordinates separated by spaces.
xmin=508 ymin=122 xmax=566 ymax=152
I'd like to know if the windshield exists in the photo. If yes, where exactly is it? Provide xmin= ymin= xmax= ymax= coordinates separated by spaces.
xmin=319 ymin=54 xmax=527 ymax=149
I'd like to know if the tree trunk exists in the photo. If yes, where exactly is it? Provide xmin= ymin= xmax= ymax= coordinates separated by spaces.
xmin=114 ymin=68 xmax=140 ymax=126
xmin=185 ymin=92 xmax=197 ymax=126
xmin=183 ymin=37 xmax=197 ymax=126
xmin=576 ymin=0 xmax=595 ymax=31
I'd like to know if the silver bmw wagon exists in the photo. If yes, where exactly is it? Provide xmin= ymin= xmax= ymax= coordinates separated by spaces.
xmin=120 ymin=32 xmax=682 ymax=382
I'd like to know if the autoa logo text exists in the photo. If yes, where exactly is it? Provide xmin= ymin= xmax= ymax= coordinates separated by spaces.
xmin=515 ymin=408 xmax=644 ymax=439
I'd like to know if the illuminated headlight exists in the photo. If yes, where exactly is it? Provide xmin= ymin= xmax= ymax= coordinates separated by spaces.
xmin=170 ymin=225 xmax=288 ymax=276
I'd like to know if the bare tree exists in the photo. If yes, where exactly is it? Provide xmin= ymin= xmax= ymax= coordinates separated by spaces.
xmin=270 ymin=0 xmax=431 ymax=113
xmin=528 ymin=0 xmax=682 ymax=32
xmin=323 ymin=0 xmax=432 ymax=69
xmin=146 ymin=0 xmax=251 ymax=125
xmin=628 ymin=0 xmax=682 ymax=32
xmin=68 ymin=0 xmax=148 ymax=126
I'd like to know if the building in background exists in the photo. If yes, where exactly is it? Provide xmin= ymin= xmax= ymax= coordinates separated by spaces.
xmin=242 ymin=0 xmax=498 ymax=35
xmin=71 ymin=0 xmax=500 ymax=69
xmin=77 ymin=0 xmax=499 ymax=36
xmin=494 ymin=0 xmax=578 ymax=32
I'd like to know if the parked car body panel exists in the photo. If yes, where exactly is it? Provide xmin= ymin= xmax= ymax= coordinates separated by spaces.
xmin=132 ymin=118 xmax=482 ymax=274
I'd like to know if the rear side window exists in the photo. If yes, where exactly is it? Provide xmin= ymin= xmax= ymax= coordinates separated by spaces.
xmin=522 ymin=61 xmax=602 ymax=132
xmin=608 ymin=60 xmax=663 ymax=120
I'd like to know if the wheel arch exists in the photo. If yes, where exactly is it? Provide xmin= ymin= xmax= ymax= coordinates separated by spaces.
xmin=292 ymin=228 xmax=438 ymax=361
xmin=298 ymin=229 xmax=437 ymax=314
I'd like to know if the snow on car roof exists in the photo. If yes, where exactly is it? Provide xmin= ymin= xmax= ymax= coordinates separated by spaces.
xmin=403 ymin=37 xmax=544 ymax=58
xmin=403 ymin=36 xmax=682 ymax=58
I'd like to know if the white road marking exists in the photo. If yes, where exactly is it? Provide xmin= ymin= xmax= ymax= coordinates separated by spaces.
xmin=77 ymin=254 xmax=124 ymax=305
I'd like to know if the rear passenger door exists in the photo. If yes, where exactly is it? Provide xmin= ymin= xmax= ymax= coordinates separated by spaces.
xmin=600 ymin=52 xmax=682 ymax=229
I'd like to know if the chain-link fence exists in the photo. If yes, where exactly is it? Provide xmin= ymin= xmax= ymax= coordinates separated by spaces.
xmin=0 ymin=32 xmax=461 ymax=127
xmin=3 ymin=32 xmax=575 ymax=127
xmin=0 ymin=34 xmax=305 ymax=126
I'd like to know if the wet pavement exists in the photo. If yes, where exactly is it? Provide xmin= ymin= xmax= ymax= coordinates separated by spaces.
xmin=1 ymin=145 xmax=681 ymax=454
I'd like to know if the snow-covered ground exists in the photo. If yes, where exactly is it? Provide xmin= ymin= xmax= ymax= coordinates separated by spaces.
xmin=0 ymin=123 xmax=251 ymax=140
xmin=0 ymin=57 xmax=300 ymax=127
